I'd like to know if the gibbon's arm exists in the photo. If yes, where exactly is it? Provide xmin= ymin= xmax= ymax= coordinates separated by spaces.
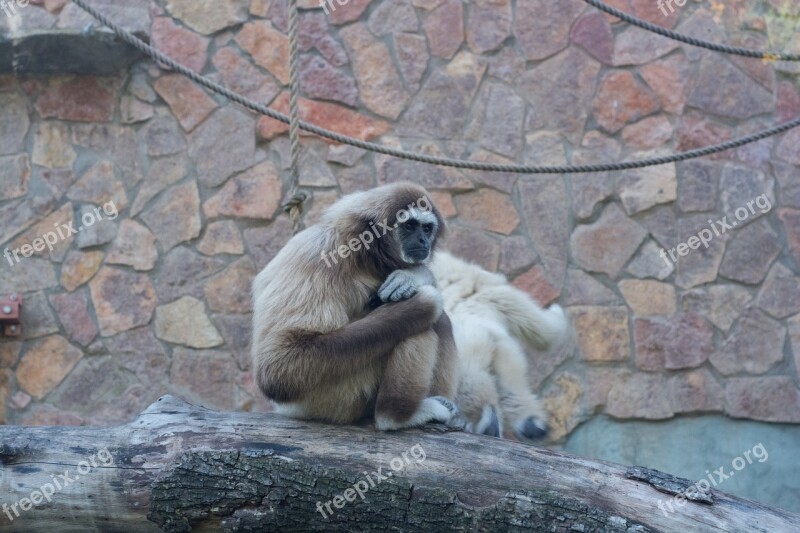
xmin=258 ymin=287 xmax=443 ymax=402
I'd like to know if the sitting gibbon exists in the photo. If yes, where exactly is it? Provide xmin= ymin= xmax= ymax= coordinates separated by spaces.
xmin=251 ymin=182 xmax=464 ymax=430
xmin=431 ymin=252 xmax=569 ymax=441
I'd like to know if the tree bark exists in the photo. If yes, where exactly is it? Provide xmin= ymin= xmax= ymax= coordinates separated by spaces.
xmin=0 ymin=395 xmax=797 ymax=532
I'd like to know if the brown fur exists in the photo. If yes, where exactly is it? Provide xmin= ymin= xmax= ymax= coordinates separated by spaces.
xmin=251 ymin=182 xmax=458 ymax=427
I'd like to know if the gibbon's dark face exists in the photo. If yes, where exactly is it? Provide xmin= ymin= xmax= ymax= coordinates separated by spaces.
xmin=394 ymin=209 xmax=439 ymax=264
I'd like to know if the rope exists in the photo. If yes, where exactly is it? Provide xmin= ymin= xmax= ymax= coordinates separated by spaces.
xmin=283 ymin=0 xmax=306 ymax=234
xmin=582 ymin=0 xmax=800 ymax=61
xmin=70 ymin=0 xmax=800 ymax=174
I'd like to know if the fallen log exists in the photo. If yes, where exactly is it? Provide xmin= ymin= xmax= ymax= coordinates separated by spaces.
xmin=0 ymin=395 xmax=797 ymax=532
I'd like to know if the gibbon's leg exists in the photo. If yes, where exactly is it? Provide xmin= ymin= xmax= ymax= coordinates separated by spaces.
xmin=373 ymin=326 xmax=461 ymax=431
xmin=428 ymin=313 xmax=458 ymax=399
xmin=491 ymin=335 xmax=549 ymax=440
xmin=455 ymin=361 xmax=502 ymax=438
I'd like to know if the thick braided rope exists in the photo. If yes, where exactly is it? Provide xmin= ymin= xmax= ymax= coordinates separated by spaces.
xmin=284 ymin=0 xmax=306 ymax=234
xmin=71 ymin=0 xmax=800 ymax=174
xmin=583 ymin=0 xmax=800 ymax=61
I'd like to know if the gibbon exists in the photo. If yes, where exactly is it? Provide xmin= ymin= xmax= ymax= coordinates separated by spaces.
xmin=431 ymin=252 xmax=569 ymax=441
xmin=251 ymin=182 xmax=463 ymax=430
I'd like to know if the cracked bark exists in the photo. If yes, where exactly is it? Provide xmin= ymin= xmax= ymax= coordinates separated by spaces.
xmin=0 ymin=395 xmax=798 ymax=532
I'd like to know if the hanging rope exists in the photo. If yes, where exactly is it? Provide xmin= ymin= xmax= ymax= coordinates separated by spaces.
xmin=70 ymin=0 xmax=800 ymax=175
xmin=282 ymin=0 xmax=307 ymax=235
xmin=582 ymin=0 xmax=800 ymax=61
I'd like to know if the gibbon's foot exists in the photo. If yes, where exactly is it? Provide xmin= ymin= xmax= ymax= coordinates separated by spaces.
xmin=475 ymin=405 xmax=501 ymax=438
xmin=431 ymin=396 xmax=467 ymax=430
xmin=515 ymin=416 xmax=548 ymax=441
xmin=375 ymin=397 xmax=455 ymax=431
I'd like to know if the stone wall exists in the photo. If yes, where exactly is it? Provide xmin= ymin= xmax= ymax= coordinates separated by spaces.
xmin=1 ymin=0 xmax=799 ymax=503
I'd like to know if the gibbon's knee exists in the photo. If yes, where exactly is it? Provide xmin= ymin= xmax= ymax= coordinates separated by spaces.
xmin=430 ymin=313 xmax=458 ymax=399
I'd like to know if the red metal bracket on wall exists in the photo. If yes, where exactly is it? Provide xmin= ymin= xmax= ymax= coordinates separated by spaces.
xmin=0 ymin=293 xmax=22 ymax=337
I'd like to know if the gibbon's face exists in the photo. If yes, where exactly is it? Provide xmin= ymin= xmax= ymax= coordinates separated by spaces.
xmin=393 ymin=208 xmax=439 ymax=265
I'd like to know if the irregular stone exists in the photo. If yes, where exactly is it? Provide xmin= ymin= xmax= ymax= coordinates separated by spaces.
xmin=151 ymin=16 xmax=210 ymax=73
xmin=212 ymin=47 xmax=280 ymax=105
xmin=327 ymin=144 xmax=366 ymax=167
xmin=444 ymin=225 xmax=499 ymax=272
xmin=0 ymin=257 xmax=57 ymax=294
xmin=19 ymin=292 xmax=59 ymax=340
xmin=464 ymin=81 xmax=525 ymax=158
xmin=776 ymin=128 xmax=800 ymax=166
xmin=617 ymin=161 xmax=677 ymax=215
xmin=564 ymin=270 xmax=620 ymax=306
xmin=675 ymin=214 xmax=727 ymax=289
xmin=130 ymin=154 xmax=188 ymax=216
xmin=155 ymin=296 xmax=223 ymax=348
xmin=204 ymin=257 xmax=257 ymax=314
xmin=669 ymin=368 xmax=724 ymax=414
xmin=60 ymin=250 xmax=103 ymax=292
xmin=212 ymin=313 xmax=252 ymax=370
xmin=303 ymin=190 xmax=341 ymax=226
xmin=89 ymin=267 xmax=157 ymax=337
xmin=570 ymin=11 xmax=613 ymax=64
xmin=18 ymin=404 xmax=83 ymax=426
xmin=244 ymin=219 xmax=295 ymax=270
xmin=779 ymin=208 xmax=800 ymax=265
xmin=466 ymin=0 xmax=511 ymax=55
xmin=235 ymin=20 xmax=290 ymax=83
xmin=340 ymin=23 xmax=409 ymax=119
xmin=104 ymin=327 xmax=169 ymax=385
xmin=257 ymin=92 xmax=390 ymax=141
xmin=629 ymin=0 xmax=680 ymax=28
xmin=519 ymin=177 xmax=570 ymax=287
xmin=195 ymin=221 xmax=244 ymax=256
xmin=688 ymin=56 xmax=775 ymax=119
xmin=0 ymin=93 xmax=30 ymax=155
xmin=423 ymin=0 xmax=463 ymax=59
xmin=165 ymin=0 xmax=248 ymax=35
xmin=328 ymin=0 xmax=373 ymax=25
xmin=514 ymin=0 xmax=583 ymax=60
xmin=154 ymin=75 xmax=218 ymax=132
xmin=464 ymin=149 xmax=518 ymax=194
xmin=48 ymin=291 xmax=98 ymax=346
xmin=541 ymin=374 xmax=583 ymax=440
xmin=297 ymin=148 xmax=338 ymax=187
xmin=204 ymin=161 xmax=282 ymax=220
xmin=626 ymin=240 xmax=674 ymax=280
xmin=487 ymin=46 xmax=525 ymax=84
xmin=368 ymin=0 xmax=419 ymax=35
xmin=156 ymin=248 xmax=225 ymax=305
xmin=719 ymin=164 xmax=774 ymax=225
xmin=139 ymin=115 xmax=187 ymax=157
xmin=571 ymin=306 xmax=630 ymax=362
xmin=141 ymin=180 xmax=201 ymax=252
xmin=619 ymin=280 xmax=676 ymax=316
xmin=499 ymin=236 xmax=537 ymax=275
xmin=607 ymin=374 xmax=673 ymax=419
xmin=512 ymin=265 xmax=559 ymax=306
xmin=681 ymin=284 xmax=753 ymax=332
xmin=120 ymin=96 xmax=154 ymax=124
xmin=67 ymin=160 xmax=129 ymax=210
xmin=571 ymin=203 xmax=647 ymax=279
xmin=640 ymin=53 xmax=690 ymax=115
xmin=519 ymin=48 xmax=601 ymax=143
xmin=298 ymin=11 xmax=349 ymax=67
xmin=40 ymin=168 xmax=77 ymax=200
xmin=621 ymin=115 xmax=673 ymax=150
xmin=613 ymin=27 xmax=679 ymax=66
xmin=393 ymin=33 xmax=429 ymax=91
xmin=777 ymin=80 xmax=800 ymax=123
xmin=35 ymin=77 xmax=115 ymax=122
xmin=298 ymin=54 xmax=357 ymax=106
xmin=8 ymin=202 xmax=74 ymax=262
xmin=677 ymin=160 xmax=721 ymax=213
xmin=189 ymin=108 xmax=257 ymax=187
xmin=171 ymin=347 xmax=240 ymax=410
xmin=337 ymin=163 xmax=374 ymax=195
xmin=719 ymin=219 xmax=781 ymax=284
xmin=725 ymin=377 xmax=800 ymax=423
xmin=675 ymin=112 xmax=732 ymax=161
xmin=105 ymin=220 xmax=158 ymax=271
xmin=47 ymin=356 xmax=129 ymax=413
xmin=569 ymin=134 xmax=618 ymax=220
xmin=375 ymin=140 xmax=474 ymax=191
xmin=634 ymin=313 xmax=713 ymax=370
xmin=791 ymin=314 xmax=800 ymax=381
xmin=400 ymin=51 xmax=486 ymax=137
xmin=75 ymin=205 xmax=119 ymax=249
xmin=32 ymin=122 xmax=76 ymax=169
xmin=16 ymin=335 xmax=83 ymax=399
xmin=711 ymin=308 xmax=786 ymax=375
xmin=0 ymin=342 xmax=21 ymax=368
xmin=757 ymin=263 xmax=800 ymax=319
xmin=454 ymin=189 xmax=519 ymax=235
xmin=593 ymin=71 xmax=660 ymax=134
xmin=70 ymin=124 xmax=141 ymax=181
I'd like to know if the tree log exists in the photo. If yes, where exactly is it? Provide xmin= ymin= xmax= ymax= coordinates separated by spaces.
xmin=0 ymin=395 xmax=797 ymax=532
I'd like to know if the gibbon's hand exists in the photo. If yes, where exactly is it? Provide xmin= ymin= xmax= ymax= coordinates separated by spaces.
xmin=377 ymin=266 xmax=437 ymax=303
